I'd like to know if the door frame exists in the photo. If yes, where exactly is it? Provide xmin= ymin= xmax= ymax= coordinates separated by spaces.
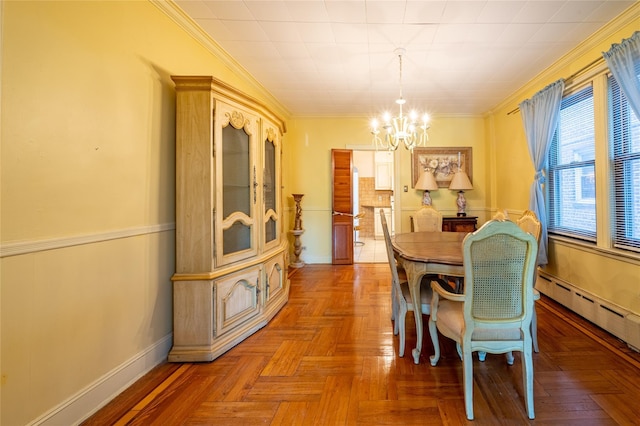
xmin=346 ymin=145 xmax=400 ymax=237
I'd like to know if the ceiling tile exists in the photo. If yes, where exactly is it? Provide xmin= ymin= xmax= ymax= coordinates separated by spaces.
xmin=175 ymin=0 xmax=635 ymax=116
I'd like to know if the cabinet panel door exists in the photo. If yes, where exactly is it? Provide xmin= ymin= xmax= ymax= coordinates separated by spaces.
xmin=262 ymin=119 xmax=281 ymax=252
xmin=264 ymin=252 xmax=286 ymax=306
xmin=215 ymin=266 xmax=261 ymax=337
xmin=214 ymin=100 xmax=260 ymax=266
xmin=375 ymin=162 xmax=393 ymax=190
xmin=374 ymin=208 xmax=391 ymax=239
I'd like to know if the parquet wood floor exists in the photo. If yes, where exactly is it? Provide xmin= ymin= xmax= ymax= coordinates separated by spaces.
xmin=84 ymin=264 xmax=640 ymax=425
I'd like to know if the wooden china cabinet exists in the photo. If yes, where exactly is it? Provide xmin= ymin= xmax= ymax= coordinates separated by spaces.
xmin=169 ymin=76 xmax=289 ymax=362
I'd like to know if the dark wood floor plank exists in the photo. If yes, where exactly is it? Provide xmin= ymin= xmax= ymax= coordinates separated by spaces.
xmin=82 ymin=264 xmax=640 ymax=425
xmin=590 ymin=392 xmax=640 ymax=425
xmin=270 ymin=401 xmax=315 ymax=425
xmin=261 ymin=340 xmax=311 ymax=377
xmin=245 ymin=376 xmax=326 ymax=402
xmin=184 ymin=401 xmax=279 ymax=425
xmin=127 ymin=367 xmax=216 ymax=426
xmin=82 ymin=362 xmax=182 ymax=426
xmin=312 ymin=375 xmax=353 ymax=425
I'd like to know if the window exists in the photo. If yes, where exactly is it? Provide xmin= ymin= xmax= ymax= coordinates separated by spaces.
xmin=548 ymin=85 xmax=596 ymax=241
xmin=609 ymin=74 xmax=640 ymax=252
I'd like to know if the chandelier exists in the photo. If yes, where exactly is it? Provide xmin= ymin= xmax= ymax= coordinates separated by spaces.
xmin=371 ymin=48 xmax=430 ymax=152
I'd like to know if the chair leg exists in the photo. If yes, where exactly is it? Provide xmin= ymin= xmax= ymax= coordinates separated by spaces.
xmin=506 ymin=351 xmax=514 ymax=365
xmin=428 ymin=317 xmax=440 ymax=366
xmin=522 ymin=349 xmax=535 ymax=419
xmin=393 ymin=314 xmax=399 ymax=336
xmin=398 ymin=306 xmax=407 ymax=357
xmin=532 ymin=307 xmax=539 ymax=352
xmin=478 ymin=351 xmax=514 ymax=364
xmin=391 ymin=286 xmax=397 ymax=323
xmin=454 ymin=277 xmax=464 ymax=293
xmin=463 ymin=347 xmax=474 ymax=420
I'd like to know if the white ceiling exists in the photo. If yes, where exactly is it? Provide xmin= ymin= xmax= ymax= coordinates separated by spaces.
xmin=174 ymin=0 xmax=635 ymax=117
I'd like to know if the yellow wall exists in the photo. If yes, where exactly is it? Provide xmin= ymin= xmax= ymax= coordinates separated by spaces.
xmin=285 ymin=115 xmax=487 ymax=262
xmin=2 ymin=0 xmax=639 ymax=424
xmin=485 ymin=7 xmax=640 ymax=313
xmin=0 ymin=1 xmax=288 ymax=424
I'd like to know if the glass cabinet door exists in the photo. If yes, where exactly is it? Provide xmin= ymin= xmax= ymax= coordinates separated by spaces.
xmin=262 ymin=120 xmax=281 ymax=251
xmin=214 ymin=100 xmax=259 ymax=266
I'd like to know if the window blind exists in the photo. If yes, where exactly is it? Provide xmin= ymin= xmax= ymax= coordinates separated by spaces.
xmin=609 ymin=74 xmax=640 ymax=252
xmin=548 ymin=85 xmax=596 ymax=241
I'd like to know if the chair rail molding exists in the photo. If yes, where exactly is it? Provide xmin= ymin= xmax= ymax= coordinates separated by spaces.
xmin=0 ymin=223 xmax=175 ymax=258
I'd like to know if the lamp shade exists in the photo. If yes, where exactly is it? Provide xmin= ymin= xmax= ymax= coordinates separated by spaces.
xmin=449 ymin=171 xmax=473 ymax=191
xmin=415 ymin=171 xmax=438 ymax=191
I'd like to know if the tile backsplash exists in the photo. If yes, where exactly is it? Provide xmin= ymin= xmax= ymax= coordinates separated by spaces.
xmin=356 ymin=177 xmax=393 ymax=237
xmin=359 ymin=177 xmax=393 ymax=206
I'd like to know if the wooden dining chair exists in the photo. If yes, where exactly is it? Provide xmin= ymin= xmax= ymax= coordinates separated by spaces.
xmin=380 ymin=209 xmax=432 ymax=358
xmin=428 ymin=220 xmax=538 ymax=420
xmin=353 ymin=211 xmax=365 ymax=246
xmin=517 ymin=209 xmax=542 ymax=352
xmin=413 ymin=206 xmax=443 ymax=232
xmin=492 ymin=208 xmax=510 ymax=221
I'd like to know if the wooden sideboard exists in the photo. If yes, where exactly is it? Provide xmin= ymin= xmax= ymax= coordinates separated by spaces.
xmin=442 ymin=216 xmax=477 ymax=232
xmin=410 ymin=215 xmax=477 ymax=232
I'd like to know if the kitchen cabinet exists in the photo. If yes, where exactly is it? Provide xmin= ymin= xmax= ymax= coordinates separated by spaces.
xmin=374 ymin=151 xmax=393 ymax=190
xmin=374 ymin=207 xmax=392 ymax=239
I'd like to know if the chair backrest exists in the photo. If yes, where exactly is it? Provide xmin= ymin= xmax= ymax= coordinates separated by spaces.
xmin=462 ymin=220 xmax=538 ymax=336
xmin=413 ymin=206 xmax=443 ymax=232
xmin=354 ymin=211 xmax=365 ymax=231
xmin=492 ymin=209 xmax=510 ymax=221
xmin=380 ymin=209 xmax=403 ymax=290
xmin=516 ymin=210 xmax=541 ymax=242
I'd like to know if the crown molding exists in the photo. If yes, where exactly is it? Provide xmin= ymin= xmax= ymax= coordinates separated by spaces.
xmin=489 ymin=2 xmax=640 ymax=116
xmin=149 ymin=0 xmax=290 ymax=120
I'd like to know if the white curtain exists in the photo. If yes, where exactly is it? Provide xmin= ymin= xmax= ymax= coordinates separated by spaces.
xmin=519 ymin=79 xmax=565 ymax=266
xmin=603 ymin=31 xmax=640 ymax=120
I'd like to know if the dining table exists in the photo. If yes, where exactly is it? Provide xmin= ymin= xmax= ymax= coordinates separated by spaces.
xmin=391 ymin=231 xmax=468 ymax=364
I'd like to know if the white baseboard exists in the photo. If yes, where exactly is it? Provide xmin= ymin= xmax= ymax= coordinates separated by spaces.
xmin=29 ymin=334 xmax=172 ymax=426
xmin=299 ymin=255 xmax=332 ymax=264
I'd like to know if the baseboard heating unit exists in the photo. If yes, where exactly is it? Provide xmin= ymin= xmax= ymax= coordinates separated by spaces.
xmin=536 ymin=271 xmax=640 ymax=353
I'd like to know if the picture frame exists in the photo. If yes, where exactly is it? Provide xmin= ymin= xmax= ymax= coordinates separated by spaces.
xmin=411 ymin=147 xmax=472 ymax=188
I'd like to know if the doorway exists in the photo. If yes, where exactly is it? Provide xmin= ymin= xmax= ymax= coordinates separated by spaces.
xmin=352 ymin=149 xmax=395 ymax=263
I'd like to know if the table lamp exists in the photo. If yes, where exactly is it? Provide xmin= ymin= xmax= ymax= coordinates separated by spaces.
xmin=415 ymin=170 xmax=438 ymax=206
xmin=449 ymin=153 xmax=473 ymax=216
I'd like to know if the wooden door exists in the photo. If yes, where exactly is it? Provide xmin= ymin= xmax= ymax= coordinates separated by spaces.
xmin=331 ymin=149 xmax=353 ymax=264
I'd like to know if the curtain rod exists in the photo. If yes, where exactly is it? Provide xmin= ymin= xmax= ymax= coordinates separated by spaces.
xmin=506 ymin=56 xmax=605 ymax=115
